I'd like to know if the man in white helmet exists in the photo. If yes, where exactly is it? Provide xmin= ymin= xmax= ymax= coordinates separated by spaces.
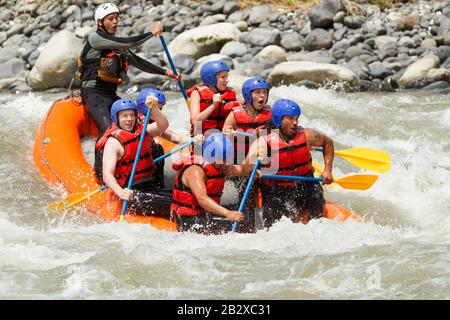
xmin=78 ymin=2 xmax=181 ymax=182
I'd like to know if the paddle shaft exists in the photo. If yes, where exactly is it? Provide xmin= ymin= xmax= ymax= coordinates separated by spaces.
xmin=66 ymin=185 xmax=107 ymax=208
xmin=262 ymin=173 xmax=378 ymax=190
xmin=153 ymin=139 xmax=194 ymax=164
xmin=119 ymin=106 xmax=153 ymax=221
xmin=262 ymin=173 xmax=322 ymax=183
xmin=159 ymin=35 xmax=189 ymax=101
xmin=232 ymin=159 xmax=260 ymax=233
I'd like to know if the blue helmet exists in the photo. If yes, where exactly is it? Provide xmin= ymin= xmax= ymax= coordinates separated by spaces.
xmin=271 ymin=99 xmax=301 ymax=128
xmin=136 ymin=88 xmax=166 ymax=115
xmin=111 ymin=98 xmax=137 ymax=125
xmin=242 ymin=77 xmax=270 ymax=105
xmin=202 ymin=133 xmax=234 ymax=164
xmin=200 ymin=60 xmax=230 ymax=87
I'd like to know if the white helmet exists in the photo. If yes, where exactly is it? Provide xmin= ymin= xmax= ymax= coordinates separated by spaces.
xmin=94 ymin=3 xmax=119 ymax=23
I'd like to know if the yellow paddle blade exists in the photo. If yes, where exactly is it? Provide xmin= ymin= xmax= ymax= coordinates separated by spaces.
xmin=48 ymin=199 xmax=69 ymax=211
xmin=335 ymin=148 xmax=391 ymax=173
xmin=335 ymin=174 xmax=379 ymax=190
xmin=48 ymin=188 xmax=102 ymax=211
xmin=48 ymin=192 xmax=87 ymax=211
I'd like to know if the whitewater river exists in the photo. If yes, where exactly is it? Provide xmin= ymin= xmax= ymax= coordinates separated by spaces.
xmin=0 ymin=86 xmax=449 ymax=299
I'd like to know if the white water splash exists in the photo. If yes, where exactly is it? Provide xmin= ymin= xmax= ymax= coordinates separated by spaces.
xmin=1 ymin=88 xmax=450 ymax=299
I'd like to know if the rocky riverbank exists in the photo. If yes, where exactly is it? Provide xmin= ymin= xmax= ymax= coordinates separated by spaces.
xmin=1 ymin=0 xmax=450 ymax=94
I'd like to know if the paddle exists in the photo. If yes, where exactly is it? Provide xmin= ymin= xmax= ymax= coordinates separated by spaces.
xmin=232 ymin=131 xmax=391 ymax=173
xmin=261 ymin=173 xmax=378 ymax=191
xmin=159 ymin=35 xmax=190 ymax=108
xmin=311 ymin=160 xmax=337 ymax=187
xmin=232 ymin=158 xmax=260 ymax=233
xmin=119 ymin=99 xmax=154 ymax=222
xmin=313 ymin=147 xmax=391 ymax=173
xmin=153 ymin=138 xmax=195 ymax=163
xmin=48 ymin=185 xmax=107 ymax=211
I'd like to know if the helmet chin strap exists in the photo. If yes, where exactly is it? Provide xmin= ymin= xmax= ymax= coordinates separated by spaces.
xmin=214 ymin=85 xmax=225 ymax=94
xmin=99 ymin=21 xmax=111 ymax=34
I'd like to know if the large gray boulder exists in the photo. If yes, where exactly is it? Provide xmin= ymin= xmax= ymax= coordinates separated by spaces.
xmin=399 ymin=54 xmax=441 ymax=88
xmin=166 ymin=23 xmax=241 ymax=60
xmin=269 ymin=61 xmax=358 ymax=90
xmin=26 ymin=30 xmax=82 ymax=90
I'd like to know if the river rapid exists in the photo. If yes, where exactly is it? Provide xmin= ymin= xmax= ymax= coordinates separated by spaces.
xmin=0 ymin=86 xmax=449 ymax=299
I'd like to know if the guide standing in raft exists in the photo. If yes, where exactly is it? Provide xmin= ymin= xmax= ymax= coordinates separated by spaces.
xmin=77 ymin=3 xmax=180 ymax=181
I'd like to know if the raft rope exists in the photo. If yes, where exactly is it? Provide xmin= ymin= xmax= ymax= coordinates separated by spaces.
xmin=39 ymin=99 xmax=73 ymax=193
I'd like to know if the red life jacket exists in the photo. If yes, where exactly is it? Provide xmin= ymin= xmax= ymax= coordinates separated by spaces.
xmin=96 ymin=122 xmax=155 ymax=187
xmin=262 ymin=127 xmax=312 ymax=187
xmin=170 ymin=155 xmax=225 ymax=216
xmin=233 ymin=104 xmax=272 ymax=132
xmin=232 ymin=104 xmax=272 ymax=160
xmin=186 ymin=85 xmax=238 ymax=135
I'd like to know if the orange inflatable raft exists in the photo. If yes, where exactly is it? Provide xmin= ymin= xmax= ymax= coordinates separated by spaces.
xmin=33 ymin=97 xmax=361 ymax=232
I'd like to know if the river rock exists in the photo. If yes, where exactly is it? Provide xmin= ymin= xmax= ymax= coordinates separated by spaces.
xmin=227 ymin=10 xmax=250 ymax=23
xmin=223 ymin=1 xmax=240 ymax=15
xmin=288 ymin=51 xmax=336 ymax=64
xmin=363 ymin=11 xmax=386 ymax=35
xmin=172 ymin=53 xmax=197 ymax=74
xmin=423 ymin=80 xmax=450 ymax=90
xmin=368 ymin=61 xmax=393 ymax=79
xmin=219 ymin=41 xmax=248 ymax=58
xmin=421 ymin=38 xmax=437 ymax=49
xmin=241 ymin=28 xmax=281 ymax=47
xmin=0 ymin=47 xmax=20 ymax=65
xmin=396 ymin=12 xmax=421 ymax=31
xmin=167 ymin=23 xmax=241 ymax=60
xmin=233 ymin=21 xmax=248 ymax=32
xmin=304 ymin=28 xmax=332 ymax=51
xmin=342 ymin=56 xmax=370 ymax=80
xmin=308 ymin=0 xmax=342 ymax=29
xmin=247 ymin=5 xmax=280 ymax=26
xmin=399 ymin=54 xmax=441 ymax=88
xmin=425 ymin=68 xmax=450 ymax=83
xmin=280 ymin=32 xmax=304 ymax=51
xmin=268 ymin=61 xmax=358 ymax=90
xmin=26 ymin=30 xmax=83 ymax=90
xmin=9 ymin=79 xmax=32 ymax=93
xmin=0 ymin=58 xmax=26 ymax=79
xmin=255 ymin=45 xmax=287 ymax=63
xmin=343 ymin=15 xmax=365 ymax=29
